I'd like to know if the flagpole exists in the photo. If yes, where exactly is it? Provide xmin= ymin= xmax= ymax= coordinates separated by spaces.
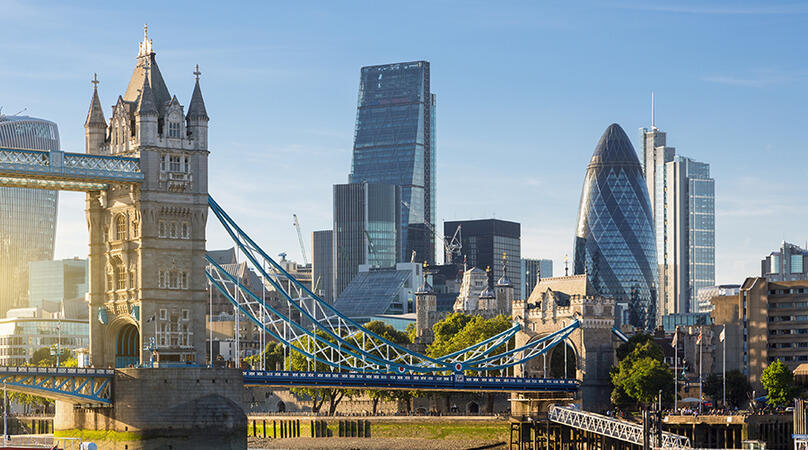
xmin=674 ymin=326 xmax=678 ymax=413
xmin=722 ymin=325 xmax=726 ymax=410
xmin=699 ymin=326 xmax=703 ymax=415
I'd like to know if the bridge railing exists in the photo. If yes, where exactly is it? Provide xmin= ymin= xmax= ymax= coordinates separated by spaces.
xmin=0 ymin=366 xmax=114 ymax=376
xmin=0 ymin=147 xmax=143 ymax=188
xmin=243 ymin=370 xmax=580 ymax=392
xmin=548 ymin=405 xmax=691 ymax=449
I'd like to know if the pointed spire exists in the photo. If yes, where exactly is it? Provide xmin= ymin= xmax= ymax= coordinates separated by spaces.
xmin=497 ymin=252 xmax=512 ymax=288
xmin=187 ymin=64 xmax=209 ymax=120
xmin=139 ymin=24 xmax=153 ymax=57
xmin=136 ymin=67 xmax=158 ymax=116
xmin=85 ymin=73 xmax=106 ymax=127
xmin=479 ymin=266 xmax=496 ymax=299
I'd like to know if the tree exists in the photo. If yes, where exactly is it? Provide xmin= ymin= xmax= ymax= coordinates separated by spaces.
xmin=427 ymin=313 xmax=512 ymax=361
xmin=703 ymin=370 xmax=751 ymax=408
xmin=405 ymin=322 xmax=417 ymax=344
xmin=245 ymin=341 xmax=285 ymax=371
xmin=287 ymin=331 xmax=355 ymax=415
xmin=611 ymin=340 xmax=672 ymax=410
xmin=617 ymin=357 xmax=672 ymax=406
xmin=761 ymin=359 xmax=801 ymax=407
xmin=615 ymin=333 xmax=658 ymax=360
xmin=360 ymin=321 xmax=413 ymax=414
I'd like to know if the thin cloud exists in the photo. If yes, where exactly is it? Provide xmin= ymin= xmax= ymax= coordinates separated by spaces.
xmin=614 ymin=2 xmax=808 ymax=15
xmin=702 ymin=69 xmax=807 ymax=87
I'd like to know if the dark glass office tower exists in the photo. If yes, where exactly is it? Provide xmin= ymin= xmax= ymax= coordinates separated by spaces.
xmin=573 ymin=124 xmax=658 ymax=330
xmin=349 ymin=61 xmax=436 ymax=264
xmin=332 ymin=183 xmax=401 ymax=299
xmin=444 ymin=219 xmax=521 ymax=293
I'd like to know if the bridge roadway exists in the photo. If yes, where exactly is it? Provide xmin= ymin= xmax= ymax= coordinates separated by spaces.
xmin=0 ymin=147 xmax=143 ymax=191
xmin=0 ymin=366 xmax=578 ymax=406
xmin=243 ymin=370 xmax=579 ymax=392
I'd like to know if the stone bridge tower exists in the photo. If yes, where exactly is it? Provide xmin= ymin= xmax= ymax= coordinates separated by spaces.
xmin=84 ymin=26 xmax=209 ymax=367
xmin=512 ymin=274 xmax=615 ymax=412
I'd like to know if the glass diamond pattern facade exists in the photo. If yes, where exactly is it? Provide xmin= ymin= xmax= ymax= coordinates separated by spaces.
xmin=349 ymin=61 xmax=436 ymax=264
xmin=573 ymin=124 xmax=658 ymax=329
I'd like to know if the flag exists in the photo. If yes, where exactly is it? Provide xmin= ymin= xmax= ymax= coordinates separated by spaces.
xmin=146 ymin=314 xmax=156 ymax=323
xmin=672 ymin=326 xmax=679 ymax=348
xmin=719 ymin=326 xmax=725 ymax=343
xmin=696 ymin=329 xmax=702 ymax=346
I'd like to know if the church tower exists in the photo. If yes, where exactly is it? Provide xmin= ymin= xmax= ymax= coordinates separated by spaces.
xmin=85 ymin=26 xmax=210 ymax=367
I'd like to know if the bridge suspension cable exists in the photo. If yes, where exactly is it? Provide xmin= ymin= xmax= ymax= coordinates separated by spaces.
xmin=207 ymin=195 xmax=579 ymax=374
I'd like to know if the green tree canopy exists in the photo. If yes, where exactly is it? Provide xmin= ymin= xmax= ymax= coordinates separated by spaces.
xmin=611 ymin=339 xmax=672 ymax=409
xmin=612 ymin=356 xmax=673 ymax=407
xmin=363 ymin=320 xmax=411 ymax=345
xmin=427 ymin=313 xmax=511 ymax=359
xmin=360 ymin=321 xmax=415 ymax=414
xmin=616 ymin=333 xmax=658 ymax=361
xmin=761 ymin=359 xmax=801 ymax=407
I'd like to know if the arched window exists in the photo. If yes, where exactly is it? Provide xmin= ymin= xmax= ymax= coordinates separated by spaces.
xmin=169 ymin=222 xmax=177 ymax=238
xmin=113 ymin=257 xmax=126 ymax=291
xmin=115 ymin=214 xmax=126 ymax=241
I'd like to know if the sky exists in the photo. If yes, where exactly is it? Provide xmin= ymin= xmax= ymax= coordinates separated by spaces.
xmin=1 ymin=0 xmax=806 ymax=285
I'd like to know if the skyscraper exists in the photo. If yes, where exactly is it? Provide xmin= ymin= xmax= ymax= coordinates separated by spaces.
xmin=28 ymin=258 xmax=88 ymax=310
xmin=444 ymin=219 xmax=521 ymax=294
xmin=332 ymin=183 xmax=401 ymax=298
xmin=0 ymin=115 xmax=60 ymax=317
xmin=641 ymin=120 xmax=715 ymax=315
xmin=312 ymin=230 xmax=334 ymax=302
xmin=349 ymin=61 xmax=436 ymax=264
xmin=573 ymin=124 xmax=658 ymax=329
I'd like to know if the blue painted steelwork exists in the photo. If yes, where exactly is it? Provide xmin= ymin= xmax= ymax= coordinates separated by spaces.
xmin=243 ymin=370 xmax=579 ymax=392
xmin=612 ymin=327 xmax=629 ymax=343
xmin=0 ymin=366 xmax=113 ymax=405
xmin=207 ymin=195 xmax=581 ymax=374
xmin=0 ymin=147 xmax=143 ymax=191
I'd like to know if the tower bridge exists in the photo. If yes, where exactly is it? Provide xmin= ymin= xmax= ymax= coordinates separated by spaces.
xmin=0 ymin=27 xmax=592 ymax=448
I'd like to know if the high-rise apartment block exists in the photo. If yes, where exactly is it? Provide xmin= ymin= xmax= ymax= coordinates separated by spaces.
xmin=762 ymin=241 xmax=808 ymax=281
xmin=0 ymin=115 xmax=60 ymax=317
xmin=710 ymin=277 xmax=808 ymax=388
xmin=349 ymin=61 xmax=436 ymax=264
xmin=445 ymin=219 xmax=521 ymax=294
xmin=332 ymin=183 xmax=401 ymax=299
xmin=520 ymin=258 xmax=553 ymax=300
xmin=641 ymin=122 xmax=715 ymax=316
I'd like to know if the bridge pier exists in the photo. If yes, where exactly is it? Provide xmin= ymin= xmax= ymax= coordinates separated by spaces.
xmin=55 ymin=368 xmax=246 ymax=449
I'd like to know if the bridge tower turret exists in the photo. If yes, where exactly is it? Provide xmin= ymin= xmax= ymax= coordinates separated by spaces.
xmin=415 ymin=267 xmax=437 ymax=344
xmin=86 ymin=26 xmax=209 ymax=368
xmin=84 ymin=74 xmax=107 ymax=154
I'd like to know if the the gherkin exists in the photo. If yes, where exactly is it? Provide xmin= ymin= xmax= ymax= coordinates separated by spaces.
xmin=573 ymin=123 xmax=658 ymax=330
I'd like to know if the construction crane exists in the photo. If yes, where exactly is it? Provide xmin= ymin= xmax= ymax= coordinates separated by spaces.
xmin=401 ymin=201 xmax=462 ymax=264
xmin=292 ymin=214 xmax=309 ymax=265
xmin=363 ymin=230 xmax=378 ymax=256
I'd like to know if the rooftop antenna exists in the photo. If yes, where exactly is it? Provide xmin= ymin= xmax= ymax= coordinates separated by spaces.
xmin=13 ymin=108 xmax=27 ymax=116
xmin=651 ymin=91 xmax=656 ymax=129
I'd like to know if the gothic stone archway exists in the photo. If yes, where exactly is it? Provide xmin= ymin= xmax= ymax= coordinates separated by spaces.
xmin=116 ymin=323 xmax=139 ymax=368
